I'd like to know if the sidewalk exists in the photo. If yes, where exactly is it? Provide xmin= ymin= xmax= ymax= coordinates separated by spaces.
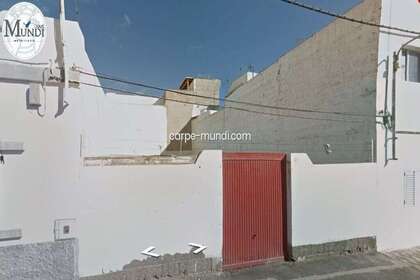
xmin=223 ymin=248 xmax=420 ymax=280
xmin=81 ymin=247 xmax=420 ymax=280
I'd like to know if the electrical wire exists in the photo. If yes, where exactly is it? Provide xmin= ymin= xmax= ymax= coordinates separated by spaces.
xmin=277 ymin=0 xmax=420 ymax=35
xmin=396 ymin=34 xmax=420 ymax=56
xmin=78 ymin=69 xmax=377 ymax=118
xmin=79 ymin=81 xmax=370 ymax=123
xmin=196 ymin=139 xmax=371 ymax=148
xmin=74 ymin=0 xmax=420 ymax=121
xmin=192 ymin=140 xmax=372 ymax=152
xmin=0 ymin=58 xmax=50 ymax=66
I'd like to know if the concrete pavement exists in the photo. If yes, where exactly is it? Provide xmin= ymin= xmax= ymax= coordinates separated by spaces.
xmin=80 ymin=247 xmax=420 ymax=280
xmin=223 ymin=248 xmax=420 ymax=280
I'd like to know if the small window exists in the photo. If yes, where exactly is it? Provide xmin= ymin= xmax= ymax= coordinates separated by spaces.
xmin=404 ymin=170 xmax=416 ymax=207
xmin=403 ymin=50 xmax=420 ymax=83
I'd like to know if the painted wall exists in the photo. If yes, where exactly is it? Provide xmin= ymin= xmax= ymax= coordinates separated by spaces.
xmin=84 ymin=93 xmax=167 ymax=156
xmin=0 ymin=14 xmax=223 ymax=277
xmin=290 ymin=154 xmax=378 ymax=247
xmin=192 ymin=0 xmax=380 ymax=164
xmin=374 ymin=0 xmax=420 ymax=251
xmin=1 ymin=148 xmax=223 ymax=277
xmin=290 ymin=0 xmax=420 ymax=252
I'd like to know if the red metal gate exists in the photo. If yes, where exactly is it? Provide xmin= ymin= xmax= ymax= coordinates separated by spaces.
xmin=222 ymin=152 xmax=287 ymax=269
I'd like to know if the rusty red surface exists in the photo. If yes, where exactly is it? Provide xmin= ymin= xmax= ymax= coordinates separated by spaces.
xmin=222 ymin=152 xmax=287 ymax=270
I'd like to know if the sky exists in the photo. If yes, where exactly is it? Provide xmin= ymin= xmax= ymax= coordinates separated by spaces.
xmin=0 ymin=0 xmax=361 ymax=97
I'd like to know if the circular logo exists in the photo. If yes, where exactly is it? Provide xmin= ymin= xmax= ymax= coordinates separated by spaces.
xmin=2 ymin=2 xmax=47 ymax=60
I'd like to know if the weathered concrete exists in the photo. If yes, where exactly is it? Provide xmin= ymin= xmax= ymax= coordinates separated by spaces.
xmin=83 ymin=153 xmax=200 ymax=166
xmin=224 ymin=248 xmax=420 ymax=280
xmin=292 ymin=236 xmax=377 ymax=261
xmin=0 ymin=239 xmax=79 ymax=280
xmin=80 ymin=247 xmax=420 ymax=280
xmin=192 ymin=0 xmax=381 ymax=164
xmin=82 ymin=253 xmax=220 ymax=280
xmin=383 ymin=246 xmax=420 ymax=271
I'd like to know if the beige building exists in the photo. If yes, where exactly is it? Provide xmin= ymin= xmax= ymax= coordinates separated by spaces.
xmin=163 ymin=77 xmax=221 ymax=152
xmin=190 ymin=0 xmax=380 ymax=164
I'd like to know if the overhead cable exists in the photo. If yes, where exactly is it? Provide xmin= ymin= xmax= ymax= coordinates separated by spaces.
xmin=278 ymin=0 xmax=420 ymax=35
xmin=79 ymin=81 xmax=369 ymax=123
xmin=78 ymin=69 xmax=376 ymax=119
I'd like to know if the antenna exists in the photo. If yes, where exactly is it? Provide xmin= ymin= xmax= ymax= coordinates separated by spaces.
xmin=57 ymin=0 xmax=69 ymax=117
xmin=59 ymin=0 xmax=66 ymax=20
xmin=75 ymin=0 xmax=80 ymax=20
xmin=59 ymin=0 xmax=68 ymax=90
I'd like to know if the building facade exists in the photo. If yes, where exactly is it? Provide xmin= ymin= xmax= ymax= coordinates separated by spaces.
xmin=190 ymin=0 xmax=420 ymax=255
xmin=192 ymin=0 xmax=381 ymax=164
xmin=163 ymin=77 xmax=221 ymax=152
xmin=0 ymin=12 xmax=223 ymax=277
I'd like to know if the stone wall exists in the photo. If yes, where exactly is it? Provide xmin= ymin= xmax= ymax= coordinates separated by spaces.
xmin=82 ymin=253 xmax=220 ymax=280
xmin=0 ymin=239 xmax=79 ymax=280
xmin=292 ymin=236 xmax=377 ymax=261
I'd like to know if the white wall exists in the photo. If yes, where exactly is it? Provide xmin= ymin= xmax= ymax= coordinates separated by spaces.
xmin=84 ymin=93 xmax=167 ymax=156
xmin=0 ymin=150 xmax=223 ymax=276
xmin=291 ymin=154 xmax=378 ymax=247
xmin=0 ymin=15 xmax=223 ymax=277
xmin=374 ymin=0 xmax=420 ymax=251
xmin=290 ymin=0 xmax=420 ymax=252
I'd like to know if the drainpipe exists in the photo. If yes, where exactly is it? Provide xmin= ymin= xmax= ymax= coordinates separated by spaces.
xmin=59 ymin=0 xmax=68 ymax=91
xmin=391 ymin=52 xmax=398 ymax=160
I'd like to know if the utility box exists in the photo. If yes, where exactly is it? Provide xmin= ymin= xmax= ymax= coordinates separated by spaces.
xmin=28 ymin=83 xmax=42 ymax=107
xmin=0 ymin=229 xmax=22 ymax=242
xmin=68 ymin=68 xmax=80 ymax=88
xmin=54 ymin=219 xmax=77 ymax=241
xmin=0 ymin=141 xmax=24 ymax=152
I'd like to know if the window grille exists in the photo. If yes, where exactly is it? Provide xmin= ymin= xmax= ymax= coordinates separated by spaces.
xmin=404 ymin=170 xmax=416 ymax=207
xmin=404 ymin=49 xmax=420 ymax=83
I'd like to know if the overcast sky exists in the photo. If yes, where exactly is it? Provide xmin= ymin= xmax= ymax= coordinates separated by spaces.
xmin=0 ymin=0 xmax=360 ymax=97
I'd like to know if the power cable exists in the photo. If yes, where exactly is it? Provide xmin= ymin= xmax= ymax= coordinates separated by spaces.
xmin=78 ymin=69 xmax=377 ymax=118
xmin=277 ymin=0 xmax=420 ymax=35
xmin=196 ymin=140 xmax=371 ymax=148
xmin=279 ymin=0 xmax=420 ymax=35
xmin=78 ymin=81 xmax=369 ymax=123
xmin=0 ymin=58 xmax=50 ymax=66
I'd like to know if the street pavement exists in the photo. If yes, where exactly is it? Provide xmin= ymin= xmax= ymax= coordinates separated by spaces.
xmin=223 ymin=247 xmax=420 ymax=280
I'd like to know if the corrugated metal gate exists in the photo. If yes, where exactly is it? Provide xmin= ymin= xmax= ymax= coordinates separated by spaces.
xmin=222 ymin=152 xmax=287 ymax=269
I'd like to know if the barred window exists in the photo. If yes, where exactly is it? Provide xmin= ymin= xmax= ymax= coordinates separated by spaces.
xmin=404 ymin=50 xmax=420 ymax=83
